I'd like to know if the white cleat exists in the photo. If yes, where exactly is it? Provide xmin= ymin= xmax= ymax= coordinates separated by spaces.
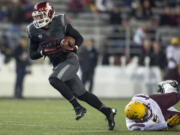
xmin=157 ymin=80 xmax=179 ymax=93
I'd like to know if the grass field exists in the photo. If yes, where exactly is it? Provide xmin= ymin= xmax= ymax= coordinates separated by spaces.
xmin=0 ymin=99 xmax=180 ymax=135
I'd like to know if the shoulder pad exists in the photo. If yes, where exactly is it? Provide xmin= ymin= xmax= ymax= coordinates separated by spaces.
xmin=54 ymin=14 xmax=69 ymax=26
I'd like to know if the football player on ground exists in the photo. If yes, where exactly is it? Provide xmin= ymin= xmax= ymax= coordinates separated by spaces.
xmin=27 ymin=1 xmax=116 ymax=130
xmin=124 ymin=80 xmax=180 ymax=131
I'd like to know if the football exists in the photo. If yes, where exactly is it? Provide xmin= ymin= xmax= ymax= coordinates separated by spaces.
xmin=60 ymin=36 xmax=76 ymax=51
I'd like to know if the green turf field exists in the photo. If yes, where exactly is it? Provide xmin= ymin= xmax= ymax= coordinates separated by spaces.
xmin=0 ymin=99 xmax=180 ymax=135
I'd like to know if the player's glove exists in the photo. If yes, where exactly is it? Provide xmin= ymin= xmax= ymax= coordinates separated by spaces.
xmin=167 ymin=114 xmax=180 ymax=128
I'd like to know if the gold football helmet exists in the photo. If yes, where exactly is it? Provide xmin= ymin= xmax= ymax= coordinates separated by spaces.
xmin=124 ymin=101 xmax=146 ymax=122
xmin=171 ymin=37 xmax=179 ymax=45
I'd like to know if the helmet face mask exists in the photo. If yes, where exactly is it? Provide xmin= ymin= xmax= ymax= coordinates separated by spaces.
xmin=32 ymin=2 xmax=55 ymax=29
xmin=142 ymin=106 xmax=152 ymax=122
xmin=32 ymin=11 xmax=50 ymax=28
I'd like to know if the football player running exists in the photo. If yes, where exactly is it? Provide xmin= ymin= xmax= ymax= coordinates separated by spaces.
xmin=124 ymin=80 xmax=180 ymax=131
xmin=27 ymin=1 xmax=116 ymax=130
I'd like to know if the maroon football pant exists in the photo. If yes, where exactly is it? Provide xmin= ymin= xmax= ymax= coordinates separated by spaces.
xmin=150 ymin=92 xmax=180 ymax=120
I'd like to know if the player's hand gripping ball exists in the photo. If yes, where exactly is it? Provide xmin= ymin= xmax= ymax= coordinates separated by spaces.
xmin=167 ymin=114 xmax=180 ymax=128
xmin=60 ymin=36 xmax=75 ymax=51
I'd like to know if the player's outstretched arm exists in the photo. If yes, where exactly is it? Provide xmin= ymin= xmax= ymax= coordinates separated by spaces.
xmin=167 ymin=114 xmax=180 ymax=128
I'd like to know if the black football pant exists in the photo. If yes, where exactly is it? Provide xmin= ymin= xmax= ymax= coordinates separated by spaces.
xmin=48 ymin=52 xmax=108 ymax=114
xmin=49 ymin=52 xmax=86 ymax=97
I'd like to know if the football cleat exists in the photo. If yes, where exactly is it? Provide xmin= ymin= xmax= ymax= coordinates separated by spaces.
xmin=106 ymin=108 xmax=117 ymax=130
xmin=157 ymin=80 xmax=179 ymax=93
xmin=74 ymin=106 xmax=87 ymax=120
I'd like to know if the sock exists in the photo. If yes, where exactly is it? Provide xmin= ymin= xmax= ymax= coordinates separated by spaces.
xmin=69 ymin=97 xmax=82 ymax=109
xmin=78 ymin=92 xmax=110 ymax=116
xmin=99 ymin=106 xmax=111 ymax=116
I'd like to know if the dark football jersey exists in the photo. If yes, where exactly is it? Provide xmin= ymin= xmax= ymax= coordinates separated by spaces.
xmin=27 ymin=14 xmax=83 ymax=66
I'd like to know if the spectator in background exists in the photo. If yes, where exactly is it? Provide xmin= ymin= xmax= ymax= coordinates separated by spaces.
xmin=83 ymin=0 xmax=97 ymax=13
xmin=138 ymin=39 xmax=152 ymax=66
xmin=148 ymin=20 xmax=158 ymax=41
xmin=123 ymin=0 xmax=133 ymax=7
xmin=67 ymin=0 xmax=84 ymax=14
xmin=171 ymin=8 xmax=180 ymax=27
xmin=138 ymin=39 xmax=165 ymax=94
xmin=151 ymin=42 xmax=167 ymax=79
xmin=79 ymin=39 xmax=98 ymax=93
xmin=0 ymin=34 xmax=12 ymax=64
xmin=109 ymin=5 xmax=122 ymax=25
xmin=133 ymin=25 xmax=148 ymax=46
xmin=130 ymin=1 xmax=144 ymax=20
xmin=23 ymin=0 xmax=34 ymax=23
xmin=166 ymin=37 xmax=180 ymax=83
xmin=159 ymin=7 xmax=171 ymax=26
xmin=96 ymin=0 xmax=113 ymax=13
xmin=0 ymin=4 xmax=8 ymax=22
xmin=101 ymin=44 xmax=110 ymax=65
xmin=7 ymin=0 xmax=25 ymax=24
xmin=13 ymin=37 xmax=31 ymax=99
xmin=151 ymin=42 xmax=167 ymax=68
xmin=138 ymin=40 xmax=167 ymax=69
xmin=142 ymin=0 xmax=152 ymax=19
xmin=6 ymin=0 xmax=25 ymax=50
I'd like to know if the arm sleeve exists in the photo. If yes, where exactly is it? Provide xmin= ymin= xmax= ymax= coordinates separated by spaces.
xmin=27 ymin=25 xmax=42 ymax=60
xmin=28 ymin=39 xmax=42 ymax=60
xmin=126 ymin=117 xmax=167 ymax=131
xmin=143 ymin=121 xmax=168 ymax=131
xmin=65 ymin=23 xmax=83 ymax=47
xmin=128 ymin=121 xmax=167 ymax=131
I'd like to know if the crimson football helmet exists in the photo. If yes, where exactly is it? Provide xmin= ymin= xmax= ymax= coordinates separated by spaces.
xmin=32 ymin=1 xmax=55 ymax=28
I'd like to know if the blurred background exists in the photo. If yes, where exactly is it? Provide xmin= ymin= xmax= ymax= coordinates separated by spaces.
xmin=0 ymin=0 xmax=180 ymax=98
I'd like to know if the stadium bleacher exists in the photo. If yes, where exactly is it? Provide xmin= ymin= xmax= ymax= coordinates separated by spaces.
xmin=0 ymin=0 xmax=180 ymax=57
